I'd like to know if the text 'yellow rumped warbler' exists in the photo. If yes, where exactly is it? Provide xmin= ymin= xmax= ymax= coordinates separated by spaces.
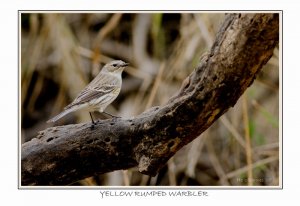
xmin=47 ymin=60 xmax=129 ymax=123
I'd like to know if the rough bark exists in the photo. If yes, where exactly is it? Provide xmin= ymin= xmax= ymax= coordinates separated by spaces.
xmin=21 ymin=13 xmax=279 ymax=186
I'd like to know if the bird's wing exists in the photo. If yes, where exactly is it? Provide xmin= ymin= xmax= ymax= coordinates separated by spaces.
xmin=64 ymin=85 xmax=116 ymax=109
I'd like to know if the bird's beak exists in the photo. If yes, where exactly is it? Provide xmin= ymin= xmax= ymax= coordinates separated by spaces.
xmin=122 ymin=62 xmax=129 ymax=67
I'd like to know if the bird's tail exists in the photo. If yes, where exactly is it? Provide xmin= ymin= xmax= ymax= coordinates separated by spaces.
xmin=47 ymin=108 xmax=74 ymax=123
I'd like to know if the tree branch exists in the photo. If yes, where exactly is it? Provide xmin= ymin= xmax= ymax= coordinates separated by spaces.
xmin=21 ymin=13 xmax=279 ymax=186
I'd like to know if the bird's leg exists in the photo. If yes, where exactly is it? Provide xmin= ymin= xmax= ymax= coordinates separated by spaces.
xmin=89 ymin=112 xmax=96 ymax=129
xmin=103 ymin=111 xmax=121 ymax=118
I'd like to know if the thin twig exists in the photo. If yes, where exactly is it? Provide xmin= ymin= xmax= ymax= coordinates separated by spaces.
xmin=242 ymin=94 xmax=253 ymax=186
xmin=93 ymin=13 xmax=123 ymax=50
xmin=122 ymin=170 xmax=130 ymax=186
xmin=185 ymin=134 xmax=206 ymax=178
xmin=225 ymin=156 xmax=278 ymax=180
xmin=145 ymin=62 xmax=165 ymax=109
xmin=167 ymin=157 xmax=177 ymax=186
xmin=206 ymin=137 xmax=230 ymax=185
xmin=220 ymin=116 xmax=247 ymax=149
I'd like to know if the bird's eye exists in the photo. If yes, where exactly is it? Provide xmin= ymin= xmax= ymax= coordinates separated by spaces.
xmin=112 ymin=64 xmax=117 ymax=67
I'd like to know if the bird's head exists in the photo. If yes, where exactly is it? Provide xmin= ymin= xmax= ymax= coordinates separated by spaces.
xmin=102 ymin=60 xmax=129 ymax=73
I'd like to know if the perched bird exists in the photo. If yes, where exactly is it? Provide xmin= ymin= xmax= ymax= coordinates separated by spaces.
xmin=47 ymin=60 xmax=129 ymax=124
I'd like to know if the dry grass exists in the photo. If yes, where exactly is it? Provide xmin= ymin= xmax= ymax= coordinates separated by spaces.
xmin=21 ymin=13 xmax=280 ymax=186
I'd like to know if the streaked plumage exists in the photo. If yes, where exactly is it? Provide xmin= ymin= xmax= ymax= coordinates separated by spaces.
xmin=47 ymin=60 xmax=128 ymax=123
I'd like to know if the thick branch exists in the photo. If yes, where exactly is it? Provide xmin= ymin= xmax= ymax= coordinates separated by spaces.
xmin=21 ymin=13 xmax=279 ymax=185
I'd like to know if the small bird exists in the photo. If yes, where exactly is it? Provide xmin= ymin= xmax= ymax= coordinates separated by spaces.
xmin=47 ymin=60 xmax=129 ymax=124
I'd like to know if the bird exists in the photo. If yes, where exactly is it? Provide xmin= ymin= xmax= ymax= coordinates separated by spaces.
xmin=47 ymin=60 xmax=129 ymax=125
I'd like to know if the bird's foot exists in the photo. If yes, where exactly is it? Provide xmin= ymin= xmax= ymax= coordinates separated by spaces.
xmin=90 ymin=123 xmax=95 ymax=130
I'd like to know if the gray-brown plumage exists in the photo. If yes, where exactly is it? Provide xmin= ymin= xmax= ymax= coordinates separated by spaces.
xmin=47 ymin=60 xmax=129 ymax=123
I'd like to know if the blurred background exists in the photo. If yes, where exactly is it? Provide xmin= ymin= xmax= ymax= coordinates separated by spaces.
xmin=21 ymin=13 xmax=279 ymax=186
